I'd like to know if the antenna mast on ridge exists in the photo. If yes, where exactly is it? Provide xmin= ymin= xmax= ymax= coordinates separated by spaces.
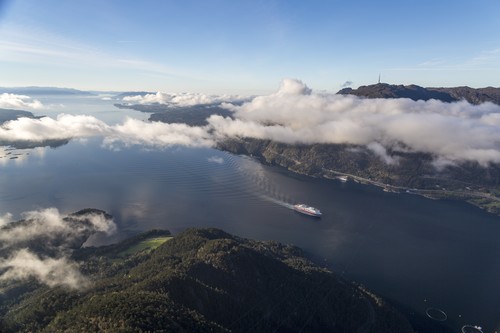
xmin=378 ymin=73 xmax=381 ymax=84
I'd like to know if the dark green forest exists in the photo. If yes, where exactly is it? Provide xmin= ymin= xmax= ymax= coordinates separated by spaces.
xmin=0 ymin=224 xmax=424 ymax=332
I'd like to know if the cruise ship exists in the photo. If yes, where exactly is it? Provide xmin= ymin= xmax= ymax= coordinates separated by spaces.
xmin=293 ymin=204 xmax=322 ymax=217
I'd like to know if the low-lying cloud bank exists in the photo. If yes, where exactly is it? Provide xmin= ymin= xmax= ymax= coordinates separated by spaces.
xmin=0 ymin=114 xmax=214 ymax=149
xmin=104 ymin=117 xmax=213 ymax=148
xmin=0 ymin=208 xmax=116 ymax=289
xmin=2 ymin=79 xmax=500 ymax=166
xmin=0 ymin=93 xmax=45 ymax=110
xmin=212 ymin=79 xmax=500 ymax=165
xmin=122 ymin=91 xmax=250 ymax=107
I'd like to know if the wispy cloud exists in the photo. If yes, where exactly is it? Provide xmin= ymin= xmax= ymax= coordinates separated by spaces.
xmin=367 ymin=142 xmax=399 ymax=165
xmin=0 ymin=213 xmax=12 ymax=227
xmin=0 ymin=29 xmax=113 ymax=69
xmin=0 ymin=208 xmax=116 ymax=289
xmin=393 ymin=47 xmax=500 ymax=72
xmin=340 ymin=81 xmax=353 ymax=88
xmin=0 ymin=24 xmax=185 ymax=79
xmin=0 ymin=207 xmax=116 ymax=246
xmin=0 ymin=249 xmax=88 ymax=289
xmin=464 ymin=48 xmax=500 ymax=69
xmin=416 ymin=58 xmax=449 ymax=68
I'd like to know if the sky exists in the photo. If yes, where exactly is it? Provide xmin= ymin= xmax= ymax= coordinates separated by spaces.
xmin=0 ymin=0 xmax=499 ymax=93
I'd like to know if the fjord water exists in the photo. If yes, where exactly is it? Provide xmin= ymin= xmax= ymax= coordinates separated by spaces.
xmin=1 ymin=97 xmax=499 ymax=332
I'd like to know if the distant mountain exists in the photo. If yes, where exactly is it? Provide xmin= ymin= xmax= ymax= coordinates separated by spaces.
xmin=0 ymin=224 xmax=432 ymax=333
xmin=338 ymin=83 xmax=500 ymax=105
xmin=0 ymin=87 xmax=93 ymax=96
xmin=115 ymin=103 xmax=233 ymax=126
xmin=114 ymin=91 xmax=153 ymax=99
xmin=433 ymin=86 xmax=500 ymax=105
xmin=0 ymin=108 xmax=35 ymax=124
xmin=148 ymin=105 xmax=233 ymax=126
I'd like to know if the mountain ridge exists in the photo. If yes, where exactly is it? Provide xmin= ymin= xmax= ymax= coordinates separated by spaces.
xmin=0 ymin=86 xmax=94 ymax=96
xmin=337 ymin=83 xmax=500 ymax=105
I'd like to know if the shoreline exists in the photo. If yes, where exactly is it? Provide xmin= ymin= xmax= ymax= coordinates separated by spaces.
xmin=235 ymin=150 xmax=500 ymax=217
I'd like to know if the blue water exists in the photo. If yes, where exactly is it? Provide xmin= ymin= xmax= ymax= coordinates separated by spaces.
xmin=1 ymin=96 xmax=499 ymax=332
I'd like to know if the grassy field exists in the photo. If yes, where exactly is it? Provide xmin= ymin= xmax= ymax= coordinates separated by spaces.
xmin=118 ymin=236 xmax=172 ymax=257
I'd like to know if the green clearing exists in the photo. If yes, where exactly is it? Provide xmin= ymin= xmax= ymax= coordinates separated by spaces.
xmin=118 ymin=236 xmax=172 ymax=257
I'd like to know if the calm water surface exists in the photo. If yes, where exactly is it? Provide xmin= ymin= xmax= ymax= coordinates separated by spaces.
xmin=1 ymin=96 xmax=499 ymax=332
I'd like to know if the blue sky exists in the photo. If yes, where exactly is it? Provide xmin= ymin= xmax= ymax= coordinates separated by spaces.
xmin=0 ymin=0 xmax=499 ymax=93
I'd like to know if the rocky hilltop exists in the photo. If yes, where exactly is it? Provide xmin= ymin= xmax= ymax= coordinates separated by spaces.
xmin=338 ymin=83 xmax=500 ymax=105
xmin=0 ymin=108 xmax=35 ymax=124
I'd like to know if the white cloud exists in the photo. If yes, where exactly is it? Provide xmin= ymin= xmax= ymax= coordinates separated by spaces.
xmin=367 ymin=142 xmax=398 ymax=165
xmin=276 ymin=78 xmax=312 ymax=95
xmin=0 ymin=115 xmax=213 ymax=149
xmin=0 ymin=93 xmax=44 ymax=110
xmin=0 ymin=208 xmax=116 ymax=289
xmin=0 ymin=213 xmax=12 ymax=227
xmin=0 ymin=249 xmax=87 ymax=289
xmin=0 ymin=114 xmax=107 ymax=142
xmin=0 ymin=207 xmax=116 ymax=246
xmin=215 ymin=79 xmax=500 ymax=165
xmin=122 ymin=91 xmax=250 ymax=107
xmin=71 ymin=212 xmax=117 ymax=235
xmin=103 ymin=117 xmax=213 ymax=148
xmin=431 ymin=157 xmax=457 ymax=171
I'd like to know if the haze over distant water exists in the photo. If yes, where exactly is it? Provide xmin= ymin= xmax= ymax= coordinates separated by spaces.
xmin=0 ymin=95 xmax=499 ymax=331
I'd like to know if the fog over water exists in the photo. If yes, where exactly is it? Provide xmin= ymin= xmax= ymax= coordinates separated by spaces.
xmin=1 ymin=95 xmax=499 ymax=331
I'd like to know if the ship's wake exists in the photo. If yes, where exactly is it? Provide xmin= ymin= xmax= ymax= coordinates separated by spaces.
xmin=234 ymin=156 xmax=296 ymax=211
xmin=258 ymin=194 xmax=295 ymax=210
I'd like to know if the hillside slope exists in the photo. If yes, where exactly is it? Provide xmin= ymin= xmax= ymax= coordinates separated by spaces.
xmin=0 ymin=227 xmax=417 ymax=333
